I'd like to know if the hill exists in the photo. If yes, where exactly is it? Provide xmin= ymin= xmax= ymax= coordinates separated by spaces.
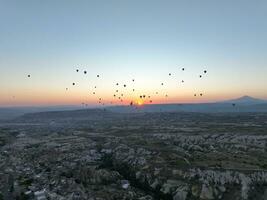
xmin=220 ymin=95 xmax=267 ymax=105
xmin=107 ymin=96 xmax=267 ymax=113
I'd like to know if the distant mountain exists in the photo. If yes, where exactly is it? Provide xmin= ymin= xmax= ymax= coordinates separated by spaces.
xmin=0 ymin=105 xmax=87 ymax=120
xmin=106 ymin=103 xmax=267 ymax=113
xmin=107 ymin=96 xmax=267 ymax=113
xmin=219 ymin=95 xmax=267 ymax=105
xmin=14 ymin=108 xmax=115 ymax=122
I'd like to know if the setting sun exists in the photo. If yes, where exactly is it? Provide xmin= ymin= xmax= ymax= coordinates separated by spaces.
xmin=137 ymin=100 xmax=144 ymax=106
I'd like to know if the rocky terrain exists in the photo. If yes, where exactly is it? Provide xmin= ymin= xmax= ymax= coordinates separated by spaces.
xmin=1 ymin=110 xmax=267 ymax=199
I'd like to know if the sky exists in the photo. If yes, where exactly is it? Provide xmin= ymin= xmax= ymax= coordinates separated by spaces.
xmin=0 ymin=0 xmax=267 ymax=106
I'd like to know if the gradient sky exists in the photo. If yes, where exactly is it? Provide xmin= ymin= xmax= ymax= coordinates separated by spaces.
xmin=0 ymin=0 xmax=267 ymax=106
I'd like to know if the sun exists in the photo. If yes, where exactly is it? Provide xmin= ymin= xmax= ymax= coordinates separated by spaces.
xmin=137 ymin=100 xmax=144 ymax=106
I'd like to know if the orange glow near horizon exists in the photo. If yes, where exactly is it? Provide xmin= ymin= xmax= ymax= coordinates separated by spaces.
xmin=1 ymin=77 xmax=267 ymax=107
xmin=1 ymin=90 xmax=267 ymax=107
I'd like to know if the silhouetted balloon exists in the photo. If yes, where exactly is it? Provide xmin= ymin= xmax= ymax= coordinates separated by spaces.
xmin=65 ymin=64 xmax=210 ymax=106
xmin=27 ymin=75 xmax=31 ymax=78
xmin=232 ymin=103 xmax=236 ymax=107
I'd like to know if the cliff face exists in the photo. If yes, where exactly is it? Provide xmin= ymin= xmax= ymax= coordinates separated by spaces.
xmin=99 ymin=141 xmax=267 ymax=200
